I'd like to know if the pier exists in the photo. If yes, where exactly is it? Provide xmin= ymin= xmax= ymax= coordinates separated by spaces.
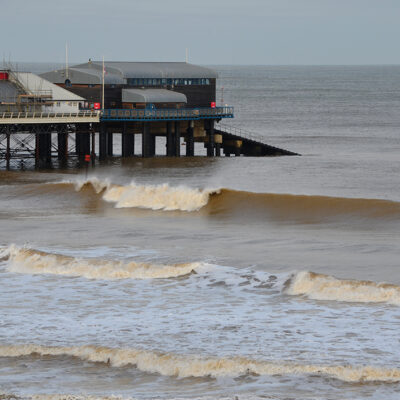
xmin=0 ymin=62 xmax=299 ymax=169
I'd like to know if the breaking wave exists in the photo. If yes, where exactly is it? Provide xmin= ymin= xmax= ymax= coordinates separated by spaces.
xmin=59 ymin=178 xmax=400 ymax=220
xmin=0 ymin=245 xmax=201 ymax=280
xmin=0 ymin=344 xmax=399 ymax=383
xmin=287 ymin=271 xmax=400 ymax=305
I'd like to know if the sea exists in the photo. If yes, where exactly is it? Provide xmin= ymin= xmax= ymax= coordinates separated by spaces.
xmin=0 ymin=65 xmax=400 ymax=400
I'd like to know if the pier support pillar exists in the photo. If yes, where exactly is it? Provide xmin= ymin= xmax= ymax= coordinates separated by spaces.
xmin=36 ymin=131 xmax=52 ymax=167
xmin=142 ymin=123 xmax=155 ymax=157
xmin=207 ymin=120 xmax=215 ymax=157
xmin=99 ymin=123 xmax=108 ymax=160
xmin=5 ymin=127 xmax=10 ymax=170
xmin=186 ymin=121 xmax=194 ymax=157
xmin=57 ymin=126 xmax=68 ymax=163
xmin=76 ymin=132 xmax=90 ymax=158
xmin=107 ymin=132 xmax=113 ymax=156
xmin=166 ymin=121 xmax=175 ymax=156
xmin=175 ymin=121 xmax=181 ymax=157
xmin=122 ymin=123 xmax=135 ymax=157
xmin=215 ymin=143 xmax=221 ymax=157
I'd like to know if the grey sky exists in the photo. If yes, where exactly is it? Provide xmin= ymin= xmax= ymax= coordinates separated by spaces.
xmin=1 ymin=0 xmax=399 ymax=65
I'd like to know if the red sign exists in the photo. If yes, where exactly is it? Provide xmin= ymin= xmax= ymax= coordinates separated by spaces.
xmin=210 ymin=102 xmax=216 ymax=108
xmin=93 ymin=103 xmax=101 ymax=110
xmin=84 ymin=154 xmax=91 ymax=162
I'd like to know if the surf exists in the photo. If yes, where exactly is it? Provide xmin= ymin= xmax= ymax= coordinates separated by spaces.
xmin=0 ymin=245 xmax=201 ymax=280
xmin=54 ymin=178 xmax=400 ymax=221
xmin=287 ymin=271 xmax=400 ymax=305
xmin=0 ymin=344 xmax=399 ymax=383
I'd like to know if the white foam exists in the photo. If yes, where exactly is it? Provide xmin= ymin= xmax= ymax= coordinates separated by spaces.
xmin=287 ymin=271 xmax=400 ymax=305
xmin=0 ymin=344 xmax=399 ymax=383
xmin=2 ymin=245 xmax=201 ymax=280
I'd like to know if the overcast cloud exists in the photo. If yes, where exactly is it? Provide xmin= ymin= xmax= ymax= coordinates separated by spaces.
xmin=1 ymin=0 xmax=399 ymax=65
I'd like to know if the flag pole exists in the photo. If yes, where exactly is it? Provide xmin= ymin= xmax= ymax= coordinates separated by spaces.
xmin=102 ymin=55 xmax=105 ymax=110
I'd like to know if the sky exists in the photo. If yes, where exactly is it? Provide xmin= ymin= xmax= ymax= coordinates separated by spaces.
xmin=1 ymin=0 xmax=400 ymax=65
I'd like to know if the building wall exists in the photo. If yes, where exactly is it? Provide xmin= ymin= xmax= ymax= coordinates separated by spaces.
xmin=56 ymin=79 xmax=216 ymax=109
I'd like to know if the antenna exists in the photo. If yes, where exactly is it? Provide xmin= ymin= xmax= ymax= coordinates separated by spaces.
xmin=185 ymin=48 xmax=189 ymax=63
xmin=65 ymin=42 xmax=69 ymax=79
xmin=102 ymin=55 xmax=105 ymax=110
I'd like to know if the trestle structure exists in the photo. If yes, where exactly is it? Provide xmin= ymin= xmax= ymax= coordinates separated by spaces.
xmin=0 ymin=108 xmax=299 ymax=170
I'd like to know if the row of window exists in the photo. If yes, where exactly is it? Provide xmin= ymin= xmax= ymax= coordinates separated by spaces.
xmin=126 ymin=78 xmax=210 ymax=86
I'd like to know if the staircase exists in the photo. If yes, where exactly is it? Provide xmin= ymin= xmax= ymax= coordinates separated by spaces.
xmin=215 ymin=123 xmax=299 ymax=156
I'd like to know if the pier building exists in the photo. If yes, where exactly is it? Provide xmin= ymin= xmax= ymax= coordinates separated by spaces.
xmin=0 ymin=62 xmax=298 ymax=170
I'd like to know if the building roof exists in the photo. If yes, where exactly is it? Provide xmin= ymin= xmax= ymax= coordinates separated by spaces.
xmin=0 ymin=81 xmax=19 ymax=103
xmin=15 ymin=72 xmax=84 ymax=101
xmin=40 ymin=61 xmax=218 ymax=84
xmin=122 ymin=88 xmax=187 ymax=104
xmin=87 ymin=61 xmax=218 ymax=79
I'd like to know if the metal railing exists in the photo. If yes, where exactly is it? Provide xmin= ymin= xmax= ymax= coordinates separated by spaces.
xmin=0 ymin=111 xmax=100 ymax=120
xmin=101 ymin=106 xmax=234 ymax=121
xmin=216 ymin=122 xmax=267 ymax=143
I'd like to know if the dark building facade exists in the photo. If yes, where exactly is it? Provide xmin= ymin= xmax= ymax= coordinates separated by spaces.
xmin=40 ymin=61 xmax=217 ymax=109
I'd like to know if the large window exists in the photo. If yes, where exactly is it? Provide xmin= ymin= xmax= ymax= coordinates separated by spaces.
xmin=127 ymin=78 xmax=210 ymax=86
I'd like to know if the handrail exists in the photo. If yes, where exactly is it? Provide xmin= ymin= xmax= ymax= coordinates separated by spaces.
xmin=0 ymin=111 xmax=100 ymax=119
xmin=101 ymin=106 xmax=234 ymax=120
xmin=215 ymin=122 xmax=267 ymax=143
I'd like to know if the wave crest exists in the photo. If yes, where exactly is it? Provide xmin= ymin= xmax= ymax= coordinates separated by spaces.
xmin=1 ymin=245 xmax=200 ymax=280
xmin=0 ymin=344 xmax=399 ymax=383
xmin=287 ymin=271 xmax=400 ymax=305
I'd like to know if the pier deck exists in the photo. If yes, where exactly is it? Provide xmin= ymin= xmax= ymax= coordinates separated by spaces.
xmin=0 ymin=107 xmax=298 ymax=169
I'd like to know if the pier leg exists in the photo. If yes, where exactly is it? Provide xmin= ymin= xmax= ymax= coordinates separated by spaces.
xmin=107 ymin=132 xmax=113 ymax=156
xmin=6 ymin=127 xmax=10 ymax=170
xmin=75 ymin=132 xmax=80 ymax=155
xmin=142 ymin=123 xmax=154 ymax=157
xmin=186 ymin=121 xmax=194 ymax=157
xmin=207 ymin=120 xmax=215 ymax=157
xmin=99 ymin=123 xmax=108 ymax=160
xmin=77 ymin=132 xmax=90 ymax=158
xmin=166 ymin=121 xmax=175 ymax=156
xmin=175 ymin=121 xmax=181 ymax=157
xmin=215 ymin=143 xmax=221 ymax=157
xmin=122 ymin=122 xmax=135 ymax=157
xmin=57 ymin=126 xmax=68 ymax=163
xmin=37 ymin=131 xmax=52 ymax=166
xmin=91 ymin=129 xmax=96 ymax=165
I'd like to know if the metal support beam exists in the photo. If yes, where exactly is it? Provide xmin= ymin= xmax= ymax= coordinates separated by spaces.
xmin=215 ymin=143 xmax=221 ymax=157
xmin=121 ymin=122 xmax=135 ymax=157
xmin=99 ymin=123 xmax=108 ymax=160
xmin=91 ymin=129 xmax=96 ymax=165
xmin=57 ymin=127 xmax=68 ymax=163
xmin=175 ymin=121 xmax=181 ymax=157
xmin=166 ymin=121 xmax=175 ymax=156
xmin=5 ymin=127 xmax=11 ymax=170
xmin=207 ymin=120 xmax=215 ymax=157
xmin=36 ymin=130 xmax=52 ymax=167
xmin=142 ymin=122 xmax=154 ymax=158
xmin=107 ymin=132 xmax=113 ymax=156
xmin=186 ymin=121 xmax=194 ymax=157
